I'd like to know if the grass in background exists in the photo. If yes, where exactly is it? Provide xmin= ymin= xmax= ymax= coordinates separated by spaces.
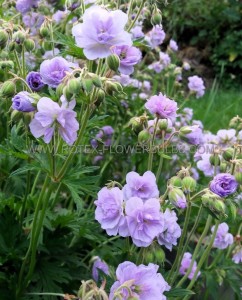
xmin=188 ymin=86 xmax=241 ymax=133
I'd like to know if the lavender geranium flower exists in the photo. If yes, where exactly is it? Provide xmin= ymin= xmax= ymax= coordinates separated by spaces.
xmin=111 ymin=45 xmax=142 ymax=75
xmin=212 ymin=222 xmax=233 ymax=249
xmin=131 ymin=25 xmax=144 ymax=40
xmin=26 ymin=71 xmax=45 ymax=91
xmin=159 ymin=52 xmax=171 ymax=69
xmin=148 ymin=25 xmax=165 ymax=48
xmin=217 ymin=129 xmax=236 ymax=147
xmin=125 ymin=197 xmax=164 ymax=247
xmin=148 ymin=61 xmax=164 ymax=73
xmin=232 ymin=246 xmax=242 ymax=264
xmin=16 ymin=0 xmax=39 ymax=14
xmin=197 ymin=153 xmax=218 ymax=177
xmin=180 ymin=125 xmax=204 ymax=145
xmin=52 ymin=10 xmax=66 ymax=24
xmin=109 ymin=261 xmax=170 ymax=300
xmin=12 ymin=92 xmax=35 ymax=112
xmin=123 ymin=171 xmax=159 ymax=201
xmin=29 ymin=97 xmax=79 ymax=145
xmin=22 ymin=12 xmax=44 ymax=35
xmin=169 ymin=39 xmax=178 ymax=51
xmin=94 ymin=187 xmax=128 ymax=237
xmin=188 ymin=75 xmax=205 ymax=98
xmin=92 ymin=257 xmax=110 ymax=281
xmin=210 ymin=173 xmax=238 ymax=197
xmin=179 ymin=252 xmax=201 ymax=280
xmin=91 ymin=125 xmax=114 ymax=148
xmin=157 ymin=209 xmax=181 ymax=251
xmin=145 ymin=93 xmax=178 ymax=120
xmin=40 ymin=57 xmax=71 ymax=88
xmin=168 ymin=188 xmax=187 ymax=209
xmin=72 ymin=6 xmax=132 ymax=60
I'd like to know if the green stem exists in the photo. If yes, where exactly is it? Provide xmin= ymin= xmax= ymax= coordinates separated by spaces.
xmin=127 ymin=0 xmax=134 ymax=18
xmin=184 ymin=220 xmax=220 ymax=299
xmin=22 ymin=46 xmax=26 ymax=79
xmin=207 ymin=250 xmax=223 ymax=270
xmin=23 ymin=183 xmax=53 ymax=289
xmin=27 ymin=293 xmax=66 ymax=297
xmin=57 ymin=105 xmax=91 ymax=180
xmin=127 ymin=0 xmax=145 ymax=32
xmin=175 ymin=204 xmax=203 ymax=287
xmin=147 ymin=118 xmax=159 ymax=171
xmin=176 ymin=214 xmax=212 ymax=288
xmin=20 ymin=169 xmax=31 ymax=224
xmin=13 ymin=50 xmax=23 ymax=77
xmin=156 ymin=131 xmax=165 ymax=181
xmin=167 ymin=198 xmax=192 ymax=284
xmin=16 ymin=176 xmax=50 ymax=298
xmin=231 ymin=147 xmax=238 ymax=175
xmin=30 ymin=171 xmax=41 ymax=197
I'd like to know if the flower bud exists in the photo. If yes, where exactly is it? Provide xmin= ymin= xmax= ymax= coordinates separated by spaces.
xmin=0 ymin=60 xmax=14 ymax=69
xmin=154 ymin=248 xmax=165 ymax=262
xmin=0 ymin=30 xmax=8 ymax=49
xmin=202 ymin=193 xmax=226 ymax=216
xmin=23 ymin=112 xmax=33 ymax=126
xmin=169 ymin=176 xmax=182 ymax=187
xmin=138 ymin=130 xmax=150 ymax=143
xmin=220 ymin=162 xmax=227 ymax=173
xmin=65 ymin=0 xmax=81 ymax=11
xmin=95 ymin=89 xmax=105 ymax=104
xmin=223 ymin=148 xmax=234 ymax=161
xmin=235 ymin=172 xmax=242 ymax=185
xmin=24 ymin=38 xmax=35 ymax=52
xmin=158 ymin=119 xmax=168 ymax=131
xmin=168 ymin=187 xmax=187 ymax=209
xmin=63 ymin=86 xmax=73 ymax=100
xmin=213 ymin=199 xmax=226 ymax=214
xmin=145 ymin=252 xmax=155 ymax=263
xmin=151 ymin=12 xmax=162 ymax=25
xmin=56 ymin=83 xmax=65 ymax=98
xmin=40 ymin=24 xmax=50 ymax=38
xmin=179 ymin=126 xmax=193 ymax=135
xmin=105 ymin=81 xmax=122 ymax=95
xmin=107 ymin=54 xmax=120 ymax=72
xmin=11 ymin=110 xmax=22 ymax=122
xmin=42 ymin=41 xmax=52 ymax=51
xmin=82 ymin=78 xmax=93 ymax=93
xmin=14 ymin=42 xmax=23 ymax=53
xmin=67 ymin=78 xmax=81 ymax=94
xmin=209 ymin=154 xmax=220 ymax=166
xmin=13 ymin=31 xmax=26 ymax=44
xmin=128 ymin=117 xmax=143 ymax=133
xmin=229 ymin=116 xmax=242 ymax=131
xmin=0 ymin=80 xmax=15 ymax=97
xmin=91 ymin=75 xmax=102 ymax=88
xmin=8 ymin=41 xmax=15 ymax=51
xmin=182 ymin=176 xmax=196 ymax=193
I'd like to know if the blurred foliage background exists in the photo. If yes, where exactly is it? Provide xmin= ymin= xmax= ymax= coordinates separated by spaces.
xmin=163 ymin=0 xmax=242 ymax=87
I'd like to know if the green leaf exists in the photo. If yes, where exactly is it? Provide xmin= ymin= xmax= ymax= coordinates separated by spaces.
xmin=54 ymin=31 xmax=86 ymax=59
xmin=158 ymin=151 xmax=172 ymax=159
xmin=9 ymin=164 xmax=41 ymax=177
xmin=165 ymin=288 xmax=195 ymax=297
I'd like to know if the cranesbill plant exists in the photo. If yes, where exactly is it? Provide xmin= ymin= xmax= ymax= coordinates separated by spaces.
xmin=0 ymin=0 xmax=241 ymax=300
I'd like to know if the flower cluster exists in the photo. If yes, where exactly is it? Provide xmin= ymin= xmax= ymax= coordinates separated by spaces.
xmin=95 ymin=171 xmax=181 ymax=248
